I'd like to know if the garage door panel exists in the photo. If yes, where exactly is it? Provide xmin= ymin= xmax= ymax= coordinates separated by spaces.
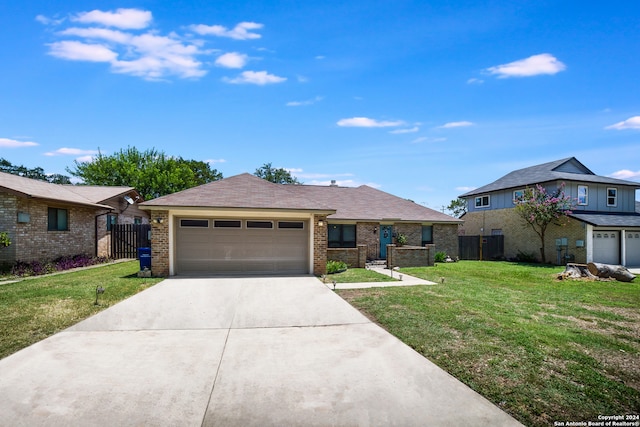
xmin=593 ymin=231 xmax=620 ymax=265
xmin=176 ymin=218 xmax=308 ymax=275
xmin=625 ymin=232 xmax=640 ymax=267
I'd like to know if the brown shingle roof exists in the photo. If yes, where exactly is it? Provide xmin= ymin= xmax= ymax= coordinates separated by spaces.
xmin=141 ymin=173 xmax=460 ymax=223
xmin=0 ymin=171 xmax=112 ymax=209
xmin=63 ymin=185 xmax=138 ymax=204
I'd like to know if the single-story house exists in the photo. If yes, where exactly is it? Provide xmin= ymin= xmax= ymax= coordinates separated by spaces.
xmin=0 ymin=171 xmax=147 ymax=268
xmin=459 ymin=157 xmax=640 ymax=266
xmin=139 ymin=173 xmax=461 ymax=276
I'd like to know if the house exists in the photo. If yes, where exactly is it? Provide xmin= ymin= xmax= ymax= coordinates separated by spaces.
xmin=139 ymin=173 xmax=461 ymax=276
xmin=0 ymin=171 xmax=148 ymax=268
xmin=459 ymin=157 xmax=640 ymax=267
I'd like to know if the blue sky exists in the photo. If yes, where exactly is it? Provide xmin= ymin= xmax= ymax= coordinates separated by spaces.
xmin=1 ymin=1 xmax=639 ymax=211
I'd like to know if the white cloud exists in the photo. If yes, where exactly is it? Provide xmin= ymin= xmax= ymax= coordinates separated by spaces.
xmin=467 ymin=78 xmax=484 ymax=85
xmin=486 ymin=53 xmax=566 ymax=78
xmin=205 ymin=158 xmax=226 ymax=164
xmin=48 ymin=40 xmax=117 ymax=62
xmin=456 ymin=186 xmax=476 ymax=192
xmin=605 ymin=116 xmax=640 ymax=130
xmin=438 ymin=121 xmax=474 ymax=129
xmin=0 ymin=138 xmax=39 ymax=148
xmin=73 ymin=8 xmax=152 ymax=29
xmin=215 ymin=52 xmax=248 ymax=69
xmin=286 ymin=96 xmax=323 ymax=107
xmin=75 ymin=155 xmax=96 ymax=163
xmin=36 ymin=14 xmax=65 ymax=26
xmin=190 ymin=22 xmax=263 ymax=40
xmin=608 ymin=169 xmax=640 ymax=181
xmin=411 ymin=136 xmax=446 ymax=144
xmin=315 ymin=55 xmax=325 ymax=60
xmin=389 ymin=126 xmax=419 ymax=134
xmin=44 ymin=147 xmax=98 ymax=156
xmin=337 ymin=117 xmax=404 ymax=128
xmin=224 ymin=70 xmax=286 ymax=85
xmin=60 ymin=27 xmax=132 ymax=44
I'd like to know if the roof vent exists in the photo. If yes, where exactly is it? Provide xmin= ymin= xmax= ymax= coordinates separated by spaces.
xmin=330 ymin=180 xmax=337 ymax=186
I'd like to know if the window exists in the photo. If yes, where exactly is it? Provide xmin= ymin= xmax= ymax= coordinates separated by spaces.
xmin=607 ymin=188 xmax=617 ymax=207
xmin=180 ymin=219 xmax=209 ymax=228
xmin=48 ymin=208 xmax=68 ymax=231
xmin=513 ymin=190 xmax=524 ymax=204
xmin=278 ymin=221 xmax=304 ymax=229
xmin=491 ymin=229 xmax=503 ymax=236
xmin=214 ymin=220 xmax=241 ymax=228
xmin=421 ymin=225 xmax=433 ymax=246
xmin=247 ymin=221 xmax=273 ymax=229
xmin=577 ymin=185 xmax=588 ymax=205
xmin=475 ymin=195 xmax=490 ymax=208
xmin=134 ymin=217 xmax=142 ymax=224
xmin=328 ymin=224 xmax=356 ymax=248
xmin=107 ymin=214 xmax=118 ymax=231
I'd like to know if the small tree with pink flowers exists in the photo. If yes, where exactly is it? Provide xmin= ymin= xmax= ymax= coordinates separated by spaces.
xmin=514 ymin=182 xmax=575 ymax=263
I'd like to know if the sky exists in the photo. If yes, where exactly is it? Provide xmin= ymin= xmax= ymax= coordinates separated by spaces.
xmin=1 ymin=0 xmax=639 ymax=211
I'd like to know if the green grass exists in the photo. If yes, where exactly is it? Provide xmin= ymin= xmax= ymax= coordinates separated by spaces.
xmin=0 ymin=260 xmax=163 ymax=360
xmin=338 ymin=261 xmax=640 ymax=427
xmin=322 ymin=268 xmax=398 ymax=283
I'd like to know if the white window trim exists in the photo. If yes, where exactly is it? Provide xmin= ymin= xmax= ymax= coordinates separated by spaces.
xmin=577 ymin=185 xmax=588 ymax=206
xmin=512 ymin=189 xmax=524 ymax=204
xmin=606 ymin=187 xmax=617 ymax=207
xmin=475 ymin=195 xmax=490 ymax=208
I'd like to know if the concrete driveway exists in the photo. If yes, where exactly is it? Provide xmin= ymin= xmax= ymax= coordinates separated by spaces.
xmin=0 ymin=277 xmax=521 ymax=426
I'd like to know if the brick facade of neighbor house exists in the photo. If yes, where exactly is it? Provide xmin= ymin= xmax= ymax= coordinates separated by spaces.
xmin=394 ymin=223 xmax=422 ymax=246
xmin=0 ymin=194 xmax=96 ymax=264
xmin=433 ymin=223 xmax=460 ymax=258
xmin=150 ymin=210 xmax=170 ymax=277
xmin=461 ymin=208 xmax=586 ymax=263
xmin=313 ymin=214 xmax=328 ymax=275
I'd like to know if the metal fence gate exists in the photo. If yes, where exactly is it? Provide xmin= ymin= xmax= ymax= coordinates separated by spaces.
xmin=110 ymin=224 xmax=151 ymax=259
xmin=458 ymin=235 xmax=504 ymax=260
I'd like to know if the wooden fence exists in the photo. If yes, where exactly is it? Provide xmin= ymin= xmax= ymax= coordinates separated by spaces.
xmin=458 ymin=235 xmax=504 ymax=260
xmin=110 ymin=224 xmax=151 ymax=259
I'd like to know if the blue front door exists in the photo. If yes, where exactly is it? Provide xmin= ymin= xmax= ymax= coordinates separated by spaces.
xmin=380 ymin=225 xmax=393 ymax=258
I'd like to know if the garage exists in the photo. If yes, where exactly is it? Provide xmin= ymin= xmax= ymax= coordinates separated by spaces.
xmin=175 ymin=218 xmax=309 ymax=275
xmin=625 ymin=231 xmax=640 ymax=267
xmin=592 ymin=230 xmax=620 ymax=265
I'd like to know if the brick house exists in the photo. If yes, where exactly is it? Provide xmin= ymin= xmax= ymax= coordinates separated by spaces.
xmin=459 ymin=157 xmax=640 ymax=266
xmin=0 ymin=171 xmax=148 ymax=268
xmin=139 ymin=173 xmax=461 ymax=276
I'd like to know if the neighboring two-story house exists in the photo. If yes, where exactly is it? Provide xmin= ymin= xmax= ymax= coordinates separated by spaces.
xmin=459 ymin=157 xmax=640 ymax=267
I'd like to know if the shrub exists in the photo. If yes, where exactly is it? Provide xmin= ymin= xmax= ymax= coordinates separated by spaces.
xmin=0 ymin=231 xmax=10 ymax=248
xmin=326 ymin=260 xmax=348 ymax=274
xmin=434 ymin=251 xmax=447 ymax=263
xmin=10 ymin=254 xmax=112 ymax=277
xmin=396 ymin=233 xmax=407 ymax=246
xmin=514 ymin=250 xmax=538 ymax=263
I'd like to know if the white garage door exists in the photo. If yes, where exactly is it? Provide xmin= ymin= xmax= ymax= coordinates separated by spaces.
xmin=176 ymin=218 xmax=309 ymax=275
xmin=625 ymin=231 xmax=640 ymax=267
xmin=592 ymin=231 xmax=620 ymax=265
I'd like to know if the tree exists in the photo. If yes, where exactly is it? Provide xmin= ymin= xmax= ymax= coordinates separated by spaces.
xmin=0 ymin=158 xmax=72 ymax=184
xmin=254 ymin=162 xmax=301 ymax=184
xmin=67 ymin=147 xmax=223 ymax=200
xmin=446 ymin=198 xmax=467 ymax=218
xmin=514 ymin=183 xmax=574 ymax=263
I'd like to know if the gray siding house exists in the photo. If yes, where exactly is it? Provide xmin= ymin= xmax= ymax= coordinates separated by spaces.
xmin=459 ymin=158 xmax=640 ymax=266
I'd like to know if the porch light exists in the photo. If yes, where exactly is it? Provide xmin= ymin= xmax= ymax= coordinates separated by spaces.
xmin=317 ymin=220 xmax=324 ymax=227
xmin=153 ymin=217 xmax=164 ymax=224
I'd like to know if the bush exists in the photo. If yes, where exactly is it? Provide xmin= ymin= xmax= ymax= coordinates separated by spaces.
xmin=396 ymin=233 xmax=407 ymax=246
xmin=326 ymin=260 xmax=348 ymax=274
xmin=434 ymin=251 xmax=447 ymax=263
xmin=514 ymin=250 xmax=538 ymax=263
xmin=10 ymin=254 xmax=111 ymax=277
xmin=0 ymin=231 xmax=11 ymax=248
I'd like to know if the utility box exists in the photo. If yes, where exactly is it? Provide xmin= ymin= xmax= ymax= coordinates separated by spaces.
xmin=138 ymin=247 xmax=151 ymax=271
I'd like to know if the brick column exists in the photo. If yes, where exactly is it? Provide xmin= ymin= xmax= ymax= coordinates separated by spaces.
xmin=313 ymin=214 xmax=327 ymax=275
xmin=150 ymin=210 xmax=169 ymax=277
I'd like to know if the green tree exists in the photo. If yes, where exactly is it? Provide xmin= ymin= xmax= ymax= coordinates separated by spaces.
xmin=514 ymin=183 xmax=574 ymax=263
xmin=0 ymin=158 xmax=72 ymax=184
xmin=254 ymin=162 xmax=302 ymax=184
xmin=67 ymin=147 xmax=223 ymax=200
xmin=446 ymin=198 xmax=467 ymax=218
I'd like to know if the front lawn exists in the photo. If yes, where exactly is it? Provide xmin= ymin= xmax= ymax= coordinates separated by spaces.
xmin=338 ymin=261 xmax=640 ymax=427
xmin=0 ymin=260 xmax=163 ymax=360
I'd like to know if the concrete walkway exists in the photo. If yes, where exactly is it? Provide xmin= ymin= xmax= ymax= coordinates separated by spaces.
xmin=322 ymin=266 xmax=436 ymax=289
xmin=0 ymin=276 xmax=521 ymax=426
